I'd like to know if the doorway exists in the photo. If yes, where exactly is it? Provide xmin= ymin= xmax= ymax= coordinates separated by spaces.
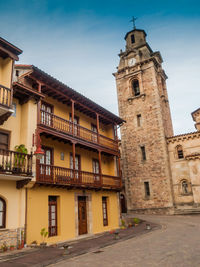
xmin=78 ymin=196 xmax=87 ymax=235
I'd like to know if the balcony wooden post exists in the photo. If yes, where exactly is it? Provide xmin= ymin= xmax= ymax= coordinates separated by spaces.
xmin=98 ymin=150 xmax=102 ymax=185
xmin=37 ymin=82 xmax=42 ymax=125
xmin=114 ymin=124 xmax=118 ymax=141
xmin=71 ymin=100 xmax=74 ymax=135
xmin=96 ymin=113 xmax=100 ymax=144
xmin=72 ymin=142 xmax=76 ymax=180
xmin=117 ymin=155 xmax=122 ymax=187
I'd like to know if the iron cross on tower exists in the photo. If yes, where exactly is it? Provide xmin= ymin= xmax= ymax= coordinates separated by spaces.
xmin=130 ymin=16 xmax=137 ymax=29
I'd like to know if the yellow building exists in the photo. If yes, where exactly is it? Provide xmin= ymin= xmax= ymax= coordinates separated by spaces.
xmin=0 ymin=38 xmax=36 ymax=247
xmin=12 ymin=64 xmax=124 ymax=245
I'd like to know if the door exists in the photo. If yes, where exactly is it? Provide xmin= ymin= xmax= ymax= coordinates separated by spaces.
xmin=92 ymin=159 xmax=100 ymax=181
xmin=41 ymin=102 xmax=53 ymax=126
xmin=70 ymin=153 xmax=81 ymax=179
xmin=120 ymin=194 xmax=127 ymax=213
xmin=40 ymin=147 xmax=53 ymax=181
xmin=78 ymin=196 xmax=87 ymax=235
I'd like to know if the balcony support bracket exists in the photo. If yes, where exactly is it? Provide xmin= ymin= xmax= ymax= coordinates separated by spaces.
xmin=16 ymin=179 xmax=31 ymax=189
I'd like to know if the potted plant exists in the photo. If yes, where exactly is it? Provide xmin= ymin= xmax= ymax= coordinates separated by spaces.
xmin=13 ymin=144 xmax=28 ymax=173
xmin=21 ymin=230 xmax=24 ymax=248
xmin=1 ymin=242 xmax=8 ymax=252
xmin=10 ymin=245 xmax=15 ymax=251
xmin=128 ymin=222 xmax=133 ymax=228
xmin=40 ymin=228 xmax=48 ymax=247
xmin=133 ymin=217 xmax=140 ymax=226
xmin=17 ymin=240 xmax=22 ymax=250
xmin=120 ymin=219 xmax=126 ymax=229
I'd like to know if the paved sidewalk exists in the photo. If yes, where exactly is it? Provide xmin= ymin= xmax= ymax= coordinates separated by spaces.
xmin=50 ymin=214 xmax=200 ymax=267
xmin=0 ymin=221 xmax=160 ymax=267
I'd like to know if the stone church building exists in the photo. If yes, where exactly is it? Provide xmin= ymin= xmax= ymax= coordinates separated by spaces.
xmin=114 ymin=27 xmax=200 ymax=214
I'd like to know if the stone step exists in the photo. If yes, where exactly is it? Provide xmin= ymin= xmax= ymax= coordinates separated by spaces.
xmin=174 ymin=208 xmax=200 ymax=215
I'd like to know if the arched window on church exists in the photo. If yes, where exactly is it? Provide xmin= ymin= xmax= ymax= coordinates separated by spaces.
xmin=0 ymin=197 xmax=6 ymax=228
xmin=181 ymin=180 xmax=189 ymax=195
xmin=132 ymin=80 xmax=140 ymax=96
xmin=176 ymin=145 xmax=184 ymax=159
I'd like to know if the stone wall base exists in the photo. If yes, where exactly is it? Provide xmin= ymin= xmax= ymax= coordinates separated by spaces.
xmin=128 ymin=206 xmax=175 ymax=215
xmin=0 ymin=227 xmax=24 ymax=247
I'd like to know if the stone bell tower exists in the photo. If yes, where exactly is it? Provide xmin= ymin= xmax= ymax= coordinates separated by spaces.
xmin=114 ymin=27 xmax=175 ymax=214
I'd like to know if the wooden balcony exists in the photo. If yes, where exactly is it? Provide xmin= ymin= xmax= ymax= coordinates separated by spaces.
xmin=39 ymin=110 xmax=118 ymax=152
xmin=37 ymin=163 xmax=121 ymax=190
xmin=0 ymin=84 xmax=13 ymax=125
xmin=0 ymin=149 xmax=33 ymax=178
xmin=0 ymin=84 xmax=12 ymax=108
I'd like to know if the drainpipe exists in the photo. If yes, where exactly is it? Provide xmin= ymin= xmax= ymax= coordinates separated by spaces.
xmin=25 ymin=187 xmax=28 ymax=245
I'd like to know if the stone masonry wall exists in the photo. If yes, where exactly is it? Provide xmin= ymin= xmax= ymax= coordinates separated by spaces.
xmin=0 ymin=227 xmax=24 ymax=247
xmin=116 ymin=58 xmax=174 ymax=213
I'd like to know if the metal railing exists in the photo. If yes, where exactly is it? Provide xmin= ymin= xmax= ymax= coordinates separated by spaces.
xmin=39 ymin=110 xmax=118 ymax=151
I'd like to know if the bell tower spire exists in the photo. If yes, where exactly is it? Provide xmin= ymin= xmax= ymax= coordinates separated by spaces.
xmin=130 ymin=16 xmax=137 ymax=30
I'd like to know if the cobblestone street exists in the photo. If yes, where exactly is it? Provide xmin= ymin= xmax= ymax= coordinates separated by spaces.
xmin=51 ymin=215 xmax=200 ymax=267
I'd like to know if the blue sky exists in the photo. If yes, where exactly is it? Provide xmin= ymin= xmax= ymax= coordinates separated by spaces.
xmin=0 ymin=0 xmax=200 ymax=134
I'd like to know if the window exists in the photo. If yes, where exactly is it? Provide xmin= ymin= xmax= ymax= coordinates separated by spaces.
xmin=176 ymin=145 xmax=184 ymax=159
xmin=60 ymin=152 xmax=64 ymax=161
xmin=70 ymin=153 xmax=81 ymax=178
xmin=0 ymin=132 xmax=9 ymax=150
xmin=48 ymin=196 xmax=57 ymax=237
xmin=137 ymin=114 xmax=141 ymax=127
xmin=16 ymin=70 xmax=19 ymax=77
xmin=93 ymin=159 xmax=100 ymax=181
xmin=0 ymin=198 xmax=6 ymax=228
xmin=40 ymin=147 xmax=53 ymax=176
xmin=144 ymin=182 xmax=150 ymax=198
xmin=41 ymin=102 xmax=53 ymax=126
xmin=131 ymin=34 xmax=135 ymax=44
xmin=141 ymin=146 xmax=146 ymax=161
xmin=181 ymin=180 xmax=189 ymax=195
xmin=102 ymin=197 xmax=108 ymax=226
xmin=132 ymin=80 xmax=140 ymax=96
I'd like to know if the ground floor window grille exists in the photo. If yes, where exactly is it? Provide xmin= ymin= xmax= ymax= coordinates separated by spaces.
xmin=102 ymin=197 xmax=108 ymax=226
xmin=0 ymin=197 xmax=6 ymax=228
xmin=48 ymin=196 xmax=57 ymax=236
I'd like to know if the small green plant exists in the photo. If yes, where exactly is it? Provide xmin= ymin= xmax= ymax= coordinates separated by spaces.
xmin=133 ymin=218 xmax=140 ymax=225
xmin=40 ymin=228 xmax=48 ymax=245
xmin=121 ymin=219 xmax=126 ymax=227
xmin=1 ymin=242 xmax=8 ymax=252
xmin=120 ymin=219 xmax=126 ymax=229
xmin=14 ymin=144 xmax=28 ymax=168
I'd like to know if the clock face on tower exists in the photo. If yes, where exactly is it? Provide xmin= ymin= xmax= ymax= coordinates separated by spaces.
xmin=128 ymin=58 xmax=136 ymax=66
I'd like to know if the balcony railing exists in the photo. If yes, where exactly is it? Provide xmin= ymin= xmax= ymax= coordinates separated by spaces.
xmin=0 ymin=149 xmax=33 ymax=176
xmin=37 ymin=163 xmax=121 ymax=189
xmin=0 ymin=84 xmax=12 ymax=108
xmin=39 ymin=110 xmax=118 ymax=151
